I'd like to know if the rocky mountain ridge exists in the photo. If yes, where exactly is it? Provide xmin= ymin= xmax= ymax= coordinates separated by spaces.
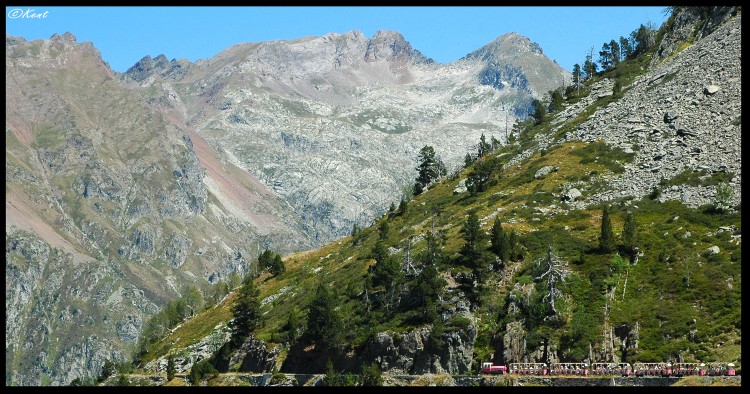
xmin=136 ymin=29 xmax=569 ymax=243
xmin=6 ymin=32 xmax=310 ymax=386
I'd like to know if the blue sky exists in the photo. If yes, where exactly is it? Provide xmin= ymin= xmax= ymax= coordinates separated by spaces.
xmin=6 ymin=6 xmax=670 ymax=73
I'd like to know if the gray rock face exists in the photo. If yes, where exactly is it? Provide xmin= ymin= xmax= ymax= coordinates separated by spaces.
xmin=6 ymin=230 xmax=148 ymax=386
xmin=363 ymin=323 xmax=477 ymax=375
xmin=229 ymin=336 xmax=282 ymax=373
xmin=651 ymin=6 xmax=737 ymax=67
xmin=562 ymin=12 xmax=741 ymax=210
xmin=176 ymin=30 xmax=568 ymax=244
xmin=5 ymin=33 xmax=310 ymax=386
xmin=144 ymin=324 xmax=230 ymax=374
xmin=364 ymin=30 xmax=433 ymax=64
xmin=116 ymin=315 xmax=144 ymax=344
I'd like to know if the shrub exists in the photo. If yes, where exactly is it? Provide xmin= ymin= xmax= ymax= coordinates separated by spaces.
xmin=189 ymin=359 xmax=219 ymax=385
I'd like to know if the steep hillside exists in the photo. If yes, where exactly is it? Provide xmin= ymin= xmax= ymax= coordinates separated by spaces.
xmin=5 ymin=32 xmax=312 ymax=386
xmin=132 ymin=7 xmax=740 ymax=387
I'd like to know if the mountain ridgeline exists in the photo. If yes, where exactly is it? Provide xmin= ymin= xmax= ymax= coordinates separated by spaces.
xmin=5 ymin=6 xmax=741 ymax=386
xmin=6 ymin=24 xmax=566 ymax=386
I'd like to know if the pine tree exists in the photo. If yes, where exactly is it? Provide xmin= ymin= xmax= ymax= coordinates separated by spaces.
xmin=371 ymin=254 xmax=403 ymax=289
xmin=229 ymin=280 xmax=262 ymax=345
xmin=548 ymin=89 xmax=564 ymax=113
xmin=490 ymin=135 xmax=501 ymax=152
xmin=465 ymin=152 xmax=476 ymax=168
xmin=459 ymin=211 xmax=491 ymax=303
xmin=598 ymin=42 xmax=612 ymax=71
xmin=378 ymin=220 xmax=389 ymax=240
xmin=322 ymin=359 xmax=338 ymax=386
xmin=622 ymin=211 xmax=638 ymax=254
xmin=466 ymin=158 xmax=495 ymax=196
xmin=397 ymin=198 xmax=408 ymax=215
xmin=359 ymin=362 xmax=384 ymax=386
xmin=599 ymin=205 xmax=616 ymax=253
xmin=490 ymin=216 xmax=510 ymax=262
xmin=619 ymin=36 xmax=633 ymax=59
xmin=269 ymin=253 xmax=285 ymax=276
xmin=531 ymin=99 xmax=546 ymax=125
xmin=460 ymin=212 xmax=486 ymax=266
xmin=286 ymin=308 xmax=301 ymax=343
xmin=572 ymin=63 xmax=582 ymax=86
xmin=412 ymin=232 xmax=446 ymax=321
xmin=609 ymin=39 xmax=621 ymax=66
xmin=414 ymin=145 xmax=445 ymax=195
xmin=166 ymin=354 xmax=176 ymax=381
xmin=306 ymin=282 xmax=344 ymax=350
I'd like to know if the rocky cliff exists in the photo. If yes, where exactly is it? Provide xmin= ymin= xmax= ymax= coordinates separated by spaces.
xmin=5 ymin=32 xmax=311 ymax=385
xmin=562 ymin=9 xmax=741 ymax=210
xmin=130 ymin=29 xmax=569 ymax=244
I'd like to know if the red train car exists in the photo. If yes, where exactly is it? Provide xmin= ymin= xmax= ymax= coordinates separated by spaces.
xmin=672 ymin=363 xmax=705 ymax=376
xmin=590 ymin=362 xmax=632 ymax=376
xmin=549 ymin=362 xmax=589 ymax=376
xmin=481 ymin=362 xmax=507 ymax=374
xmin=509 ymin=363 xmax=548 ymax=376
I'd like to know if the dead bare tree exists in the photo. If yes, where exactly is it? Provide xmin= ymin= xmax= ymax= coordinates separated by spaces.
xmin=534 ymin=245 xmax=569 ymax=316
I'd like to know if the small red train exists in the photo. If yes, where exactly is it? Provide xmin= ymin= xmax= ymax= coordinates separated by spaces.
xmin=480 ymin=361 xmax=737 ymax=377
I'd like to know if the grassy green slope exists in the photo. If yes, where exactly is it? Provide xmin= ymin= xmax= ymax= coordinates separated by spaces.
xmin=139 ymin=132 xmax=740 ymax=370
xmin=137 ymin=13 xmax=741 ymax=373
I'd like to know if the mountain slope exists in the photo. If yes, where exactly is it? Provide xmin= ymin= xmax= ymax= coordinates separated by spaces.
xmin=6 ymin=28 xmax=568 ymax=385
xmin=5 ymin=32 xmax=311 ymax=386
xmin=132 ymin=29 xmax=569 ymax=243
xmin=134 ymin=7 xmax=741 ymax=385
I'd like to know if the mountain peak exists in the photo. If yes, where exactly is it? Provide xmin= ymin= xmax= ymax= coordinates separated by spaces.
xmin=463 ymin=32 xmax=544 ymax=62
xmin=50 ymin=31 xmax=77 ymax=42
xmin=365 ymin=29 xmax=434 ymax=64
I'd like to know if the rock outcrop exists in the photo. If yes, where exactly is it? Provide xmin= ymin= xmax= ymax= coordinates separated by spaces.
xmin=562 ymin=12 xmax=741 ymax=210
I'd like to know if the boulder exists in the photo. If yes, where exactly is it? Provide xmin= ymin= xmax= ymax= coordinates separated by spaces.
xmin=704 ymin=85 xmax=720 ymax=95
xmin=561 ymin=188 xmax=582 ymax=202
xmin=704 ymin=245 xmax=720 ymax=255
xmin=534 ymin=165 xmax=558 ymax=179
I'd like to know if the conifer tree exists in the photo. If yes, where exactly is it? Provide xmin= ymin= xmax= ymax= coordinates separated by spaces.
xmin=477 ymin=133 xmax=491 ymax=158
xmin=459 ymin=212 xmax=492 ymax=306
xmin=306 ymin=282 xmax=344 ymax=350
xmin=359 ymin=362 xmax=384 ymax=386
xmin=412 ymin=232 xmax=446 ymax=321
xmin=286 ymin=307 xmax=301 ymax=343
xmin=531 ymin=99 xmax=546 ymax=125
xmin=548 ymin=89 xmax=564 ymax=113
xmin=490 ymin=216 xmax=510 ymax=262
xmin=166 ymin=354 xmax=176 ymax=381
xmin=599 ymin=205 xmax=616 ymax=253
xmin=414 ymin=145 xmax=445 ymax=195
xmin=622 ymin=211 xmax=638 ymax=254
xmin=228 ymin=280 xmax=262 ymax=345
